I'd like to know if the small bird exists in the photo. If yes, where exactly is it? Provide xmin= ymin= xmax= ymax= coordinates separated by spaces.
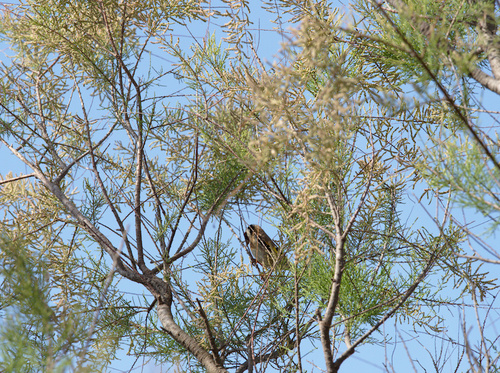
xmin=244 ymin=224 xmax=285 ymax=269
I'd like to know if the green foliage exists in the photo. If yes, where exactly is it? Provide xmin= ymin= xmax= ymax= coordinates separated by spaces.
xmin=0 ymin=0 xmax=498 ymax=371
xmin=420 ymin=135 xmax=500 ymax=231
xmin=0 ymin=237 xmax=87 ymax=372
xmin=352 ymin=0 xmax=481 ymax=82
xmin=0 ymin=231 xmax=143 ymax=371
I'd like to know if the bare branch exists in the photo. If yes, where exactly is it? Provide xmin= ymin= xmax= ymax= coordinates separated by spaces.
xmin=0 ymin=173 xmax=35 ymax=185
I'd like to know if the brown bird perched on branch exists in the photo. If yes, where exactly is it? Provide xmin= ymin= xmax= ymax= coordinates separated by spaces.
xmin=244 ymin=224 xmax=287 ymax=269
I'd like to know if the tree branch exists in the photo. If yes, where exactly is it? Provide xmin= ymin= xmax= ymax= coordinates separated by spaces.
xmin=331 ymin=249 xmax=438 ymax=372
xmin=157 ymin=301 xmax=229 ymax=373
